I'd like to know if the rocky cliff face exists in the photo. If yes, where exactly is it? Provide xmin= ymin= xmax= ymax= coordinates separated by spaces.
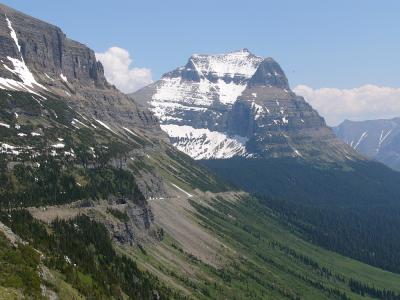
xmin=0 ymin=4 xmax=160 ymax=134
xmin=334 ymin=118 xmax=400 ymax=170
xmin=131 ymin=50 xmax=359 ymax=161
xmin=0 ymin=4 xmax=170 ymax=239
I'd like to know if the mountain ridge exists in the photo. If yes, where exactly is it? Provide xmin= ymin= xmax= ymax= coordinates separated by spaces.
xmin=0 ymin=3 xmax=163 ymax=139
xmin=131 ymin=49 xmax=361 ymax=162
xmin=334 ymin=117 xmax=400 ymax=171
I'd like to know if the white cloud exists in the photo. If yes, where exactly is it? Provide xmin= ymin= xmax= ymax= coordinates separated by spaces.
xmin=293 ymin=84 xmax=400 ymax=126
xmin=95 ymin=47 xmax=152 ymax=93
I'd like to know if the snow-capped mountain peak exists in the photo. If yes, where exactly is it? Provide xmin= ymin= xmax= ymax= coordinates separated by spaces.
xmin=131 ymin=50 xmax=355 ymax=162
xmin=189 ymin=49 xmax=263 ymax=79
xmin=150 ymin=49 xmax=265 ymax=120
xmin=132 ymin=50 xmax=269 ymax=159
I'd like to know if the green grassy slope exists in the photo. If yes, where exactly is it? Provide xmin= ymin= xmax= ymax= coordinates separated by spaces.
xmin=125 ymin=193 xmax=400 ymax=300
xmin=1 ymin=90 xmax=400 ymax=299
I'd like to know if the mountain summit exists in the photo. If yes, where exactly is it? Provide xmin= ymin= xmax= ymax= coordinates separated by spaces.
xmin=131 ymin=49 xmax=359 ymax=161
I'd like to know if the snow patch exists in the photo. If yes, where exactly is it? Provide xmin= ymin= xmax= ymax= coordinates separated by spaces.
xmin=44 ymin=73 xmax=54 ymax=81
xmin=160 ymin=124 xmax=248 ymax=160
xmin=122 ymin=126 xmax=139 ymax=137
xmin=251 ymin=102 xmax=265 ymax=120
xmin=71 ymin=118 xmax=89 ymax=129
xmin=51 ymin=143 xmax=65 ymax=149
xmin=0 ymin=143 xmax=20 ymax=155
xmin=377 ymin=129 xmax=392 ymax=150
xmin=216 ymin=79 xmax=247 ymax=105
xmin=5 ymin=16 xmax=21 ymax=53
xmin=170 ymin=182 xmax=193 ymax=197
xmin=153 ymin=77 xmax=213 ymax=107
xmin=95 ymin=119 xmax=118 ymax=135
xmin=354 ymin=131 xmax=368 ymax=150
xmin=0 ymin=17 xmax=47 ymax=96
xmin=151 ymin=50 xmax=264 ymax=118
xmin=191 ymin=49 xmax=263 ymax=78
xmin=64 ymin=149 xmax=75 ymax=157
xmin=60 ymin=73 xmax=68 ymax=82
xmin=150 ymin=98 xmax=207 ymax=123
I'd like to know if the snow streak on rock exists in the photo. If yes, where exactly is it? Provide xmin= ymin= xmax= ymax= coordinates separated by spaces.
xmin=0 ymin=15 xmax=47 ymax=96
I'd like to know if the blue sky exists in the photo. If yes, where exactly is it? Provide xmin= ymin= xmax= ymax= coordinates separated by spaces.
xmin=4 ymin=0 xmax=400 ymax=124
xmin=4 ymin=0 xmax=400 ymax=88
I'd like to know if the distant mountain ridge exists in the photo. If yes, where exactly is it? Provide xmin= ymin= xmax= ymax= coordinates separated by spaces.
xmin=131 ymin=49 xmax=359 ymax=162
xmin=334 ymin=117 xmax=400 ymax=170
